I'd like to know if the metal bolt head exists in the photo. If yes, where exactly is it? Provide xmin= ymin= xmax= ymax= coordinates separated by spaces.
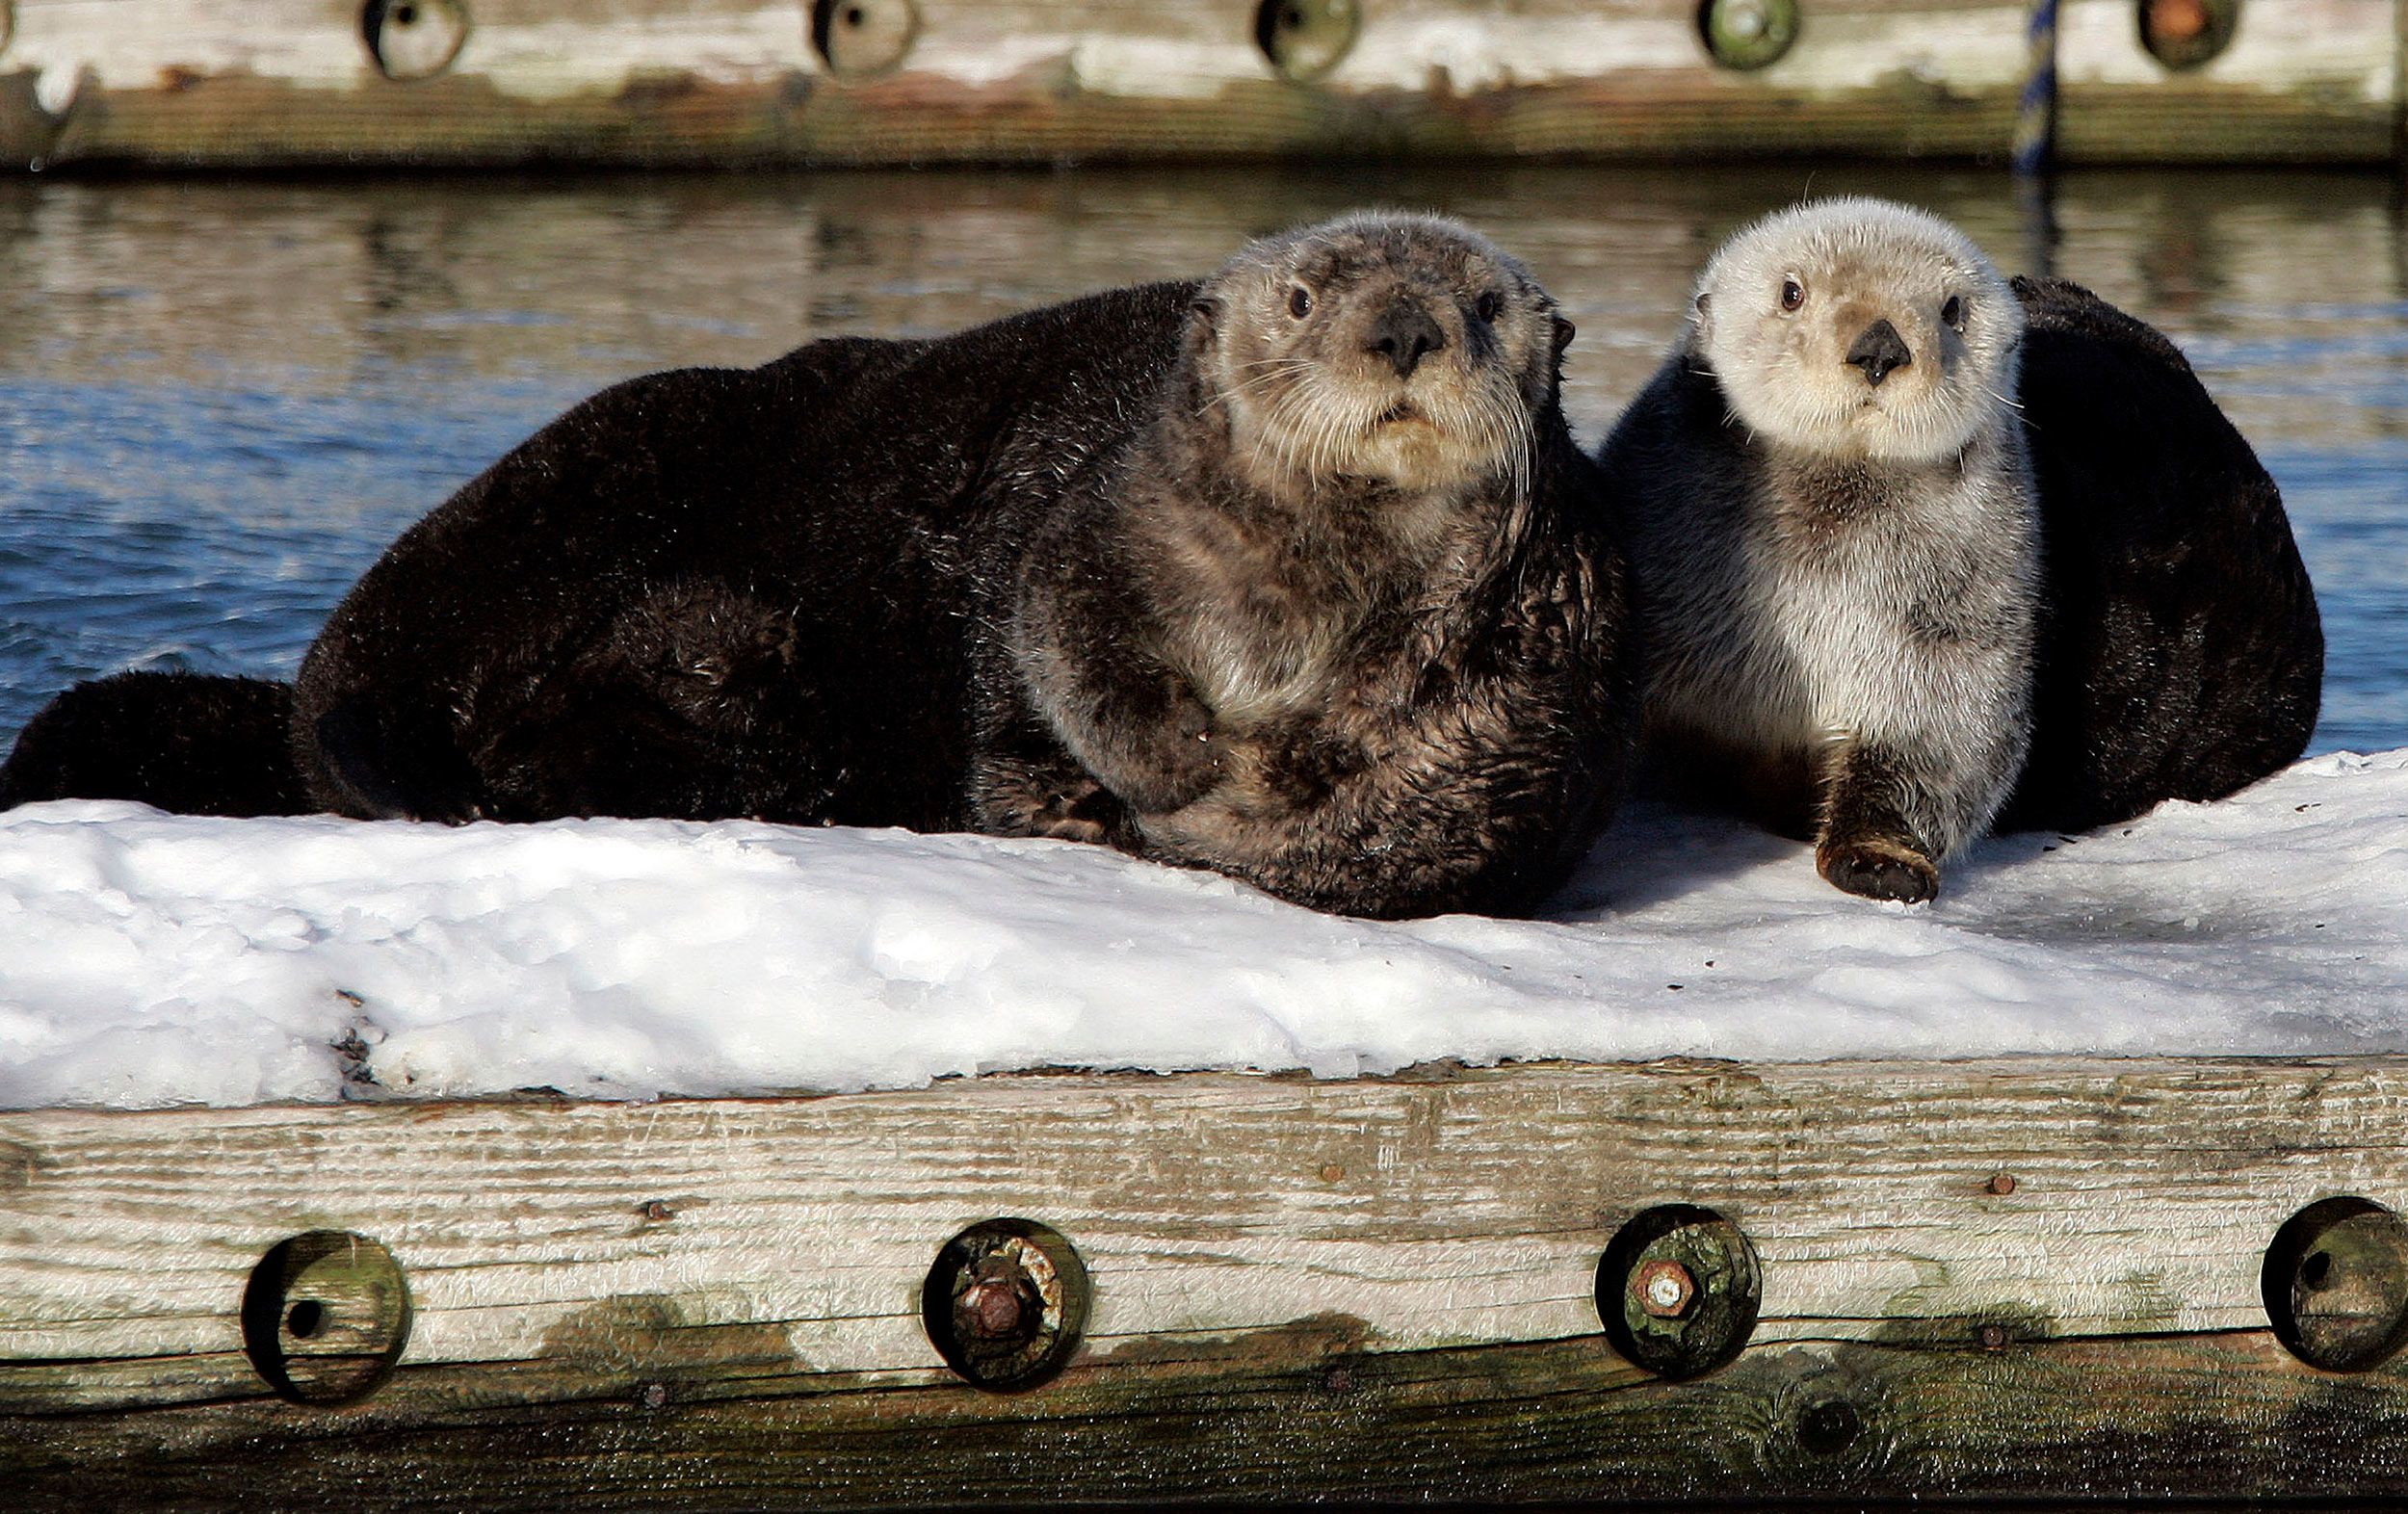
xmin=1985 ymin=1172 xmax=2017 ymax=1196
xmin=957 ymin=1273 xmax=1030 ymax=1344
xmin=1635 ymin=1259 xmax=1697 ymax=1318
xmin=923 ymin=1218 xmax=1091 ymax=1393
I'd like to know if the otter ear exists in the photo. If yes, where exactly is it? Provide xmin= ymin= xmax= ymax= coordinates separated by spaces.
xmin=1184 ymin=293 xmax=1222 ymax=357
xmin=1551 ymin=315 xmax=1576 ymax=356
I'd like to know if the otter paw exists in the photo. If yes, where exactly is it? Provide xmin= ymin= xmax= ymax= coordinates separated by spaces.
xmin=1816 ymin=836 xmax=1939 ymax=904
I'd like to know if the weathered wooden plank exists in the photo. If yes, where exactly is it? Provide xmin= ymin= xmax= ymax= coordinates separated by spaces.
xmin=0 ymin=0 xmax=2393 ymax=170
xmin=6 ymin=1056 xmax=2408 ymax=1504
xmin=7 ymin=1327 xmax=2408 ymax=1507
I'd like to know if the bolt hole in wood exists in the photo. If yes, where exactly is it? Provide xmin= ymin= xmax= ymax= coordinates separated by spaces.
xmin=2263 ymin=1196 xmax=2408 ymax=1372
xmin=1597 ymin=1204 xmax=1762 ymax=1379
xmin=359 ymin=0 xmax=469 ymax=82
xmin=1696 ymin=0 xmax=1800 ymax=70
xmin=1796 ymin=1397 xmax=1863 ymax=1457
xmin=1254 ymin=0 xmax=1358 ymax=83
xmin=239 ymin=1230 xmax=412 ymax=1406
xmin=810 ymin=0 xmax=919 ymax=80
xmin=921 ymin=1218 xmax=1090 ymax=1393
xmin=2138 ymin=0 xmax=2239 ymax=70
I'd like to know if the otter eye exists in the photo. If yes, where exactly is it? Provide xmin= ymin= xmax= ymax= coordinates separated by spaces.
xmin=1942 ymin=295 xmax=1966 ymax=329
xmin=1779 ymin=278 xmax=1805 ymax=313
xmin=1288 ymin=285 xmax=1313 ymax=319
xmin=1475 ymin=290 xmax=1503 ymax=323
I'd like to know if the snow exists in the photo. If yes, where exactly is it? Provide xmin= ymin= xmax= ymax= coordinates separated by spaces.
xmin=2 ymin=749 xmax=2403 ymax=1110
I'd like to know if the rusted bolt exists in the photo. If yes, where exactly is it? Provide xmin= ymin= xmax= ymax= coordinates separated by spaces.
xmin=639 ymin=1381 xmax=668 ymax=1410
xmin=1597 ymin=1204 xmax=1763 ymax=1380
xmin=1635 ymin=1260 xmax=1698 ymax=1318
xmin=957 ymin=1274 xmax=1028 ymax=1342
xmin=1985 ymin=1172 xmax=2017 ymax=1196
xmin=1320 ymin=1162 xmax=1346 ymax=1183
xmin=639 ymin=1199 xmax=677 ymax=1222
xmin=922 ymin=1218 xmax=1091 ymax=1393
xmin=1978 ymin=1322 xmax=2011 ymax=1350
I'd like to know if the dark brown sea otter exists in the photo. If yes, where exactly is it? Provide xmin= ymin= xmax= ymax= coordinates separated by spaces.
xmin=253 ymin=212 xmax=1636 ymax=918
xmin=985 ymin=212 xmax=1635 ymax=916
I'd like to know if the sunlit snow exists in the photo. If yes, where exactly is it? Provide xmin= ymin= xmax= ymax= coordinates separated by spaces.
xmin=1 ymin=749 xmax=2400 ymax=1109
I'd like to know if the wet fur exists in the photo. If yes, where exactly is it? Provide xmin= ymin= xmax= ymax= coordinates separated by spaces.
xmin=994 ymin=215 xmax=1636 ymax=917
xmin=1996 ymin=275 xmax=2321 ymax=831
xmin=1602 ymin=198 xmax=2041 ymax=903
xmin=0 ymin=670 xmax=305 ymax=817
xmin=292 ymin=220 xmax=1636 ymax=919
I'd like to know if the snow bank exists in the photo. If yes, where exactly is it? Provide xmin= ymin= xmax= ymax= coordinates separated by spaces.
xmin=2 ymin=749 xmax=2402 ymax=1109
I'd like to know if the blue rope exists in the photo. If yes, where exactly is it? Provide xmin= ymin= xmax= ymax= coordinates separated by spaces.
xmin=2012 ymin=0 xmax=2060 ymax=176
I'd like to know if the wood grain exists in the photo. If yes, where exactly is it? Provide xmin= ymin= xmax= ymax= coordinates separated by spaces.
xmin=7 ymin=1057 xmax=2408 ymax=1501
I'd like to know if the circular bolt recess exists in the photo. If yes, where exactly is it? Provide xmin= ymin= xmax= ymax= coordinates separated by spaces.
xmin=1697 ymin=0 xmax=1799 ymax=71
xmin=810 ymin=0 xmax=921 ymax=81
xmin=361 ymin=0 xmax=468 ymax=82
xmin=2263 ymin=1195 xmax=2408 ymax=1372
xmin=1796 ymin=1397 xmax=1863 ymax=1456
xmin=1255 ymin=0 xmax=1359 ymax=83
xmin=1597 ymin=1203 xmax=1762 ymax=1379
xmin=241 ymin=1230 xmax=413 ymax=1405
xmin=922 ymin=1217 xmax=1089 ymax=1393
xmin=2138 ymin=0 xmax=2238 ymax=71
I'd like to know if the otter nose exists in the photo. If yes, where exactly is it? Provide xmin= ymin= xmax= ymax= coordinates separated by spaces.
xmin=1367 ymin=300 xmax=1446 ymax=379
xmin=1846 ymin=319 xmax=1913 ymax=387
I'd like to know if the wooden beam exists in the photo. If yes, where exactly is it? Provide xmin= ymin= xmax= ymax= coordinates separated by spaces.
xmin=0 ymin=0 xmax=2394 ymax=170
xmin=7 ymin=1057 xmax=2408 ymax=1501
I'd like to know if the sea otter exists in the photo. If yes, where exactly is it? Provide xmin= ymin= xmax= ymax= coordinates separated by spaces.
xmin=281 ymin=214 xmax=1636 ymax=918
xmin=1995 ymin=274 xmax=2321 ymax=832
xmin=1599 ymin=196 xmax=2040 ymax=904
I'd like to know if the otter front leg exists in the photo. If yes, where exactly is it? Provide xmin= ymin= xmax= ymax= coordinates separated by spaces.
xmin=1814 ymin=742 xmax=1943 ymax=904
xmin=1017 ymin=566 xmax=1225 ymax=818
xmin=1033 ymin=655 xmax=1224 ymax=816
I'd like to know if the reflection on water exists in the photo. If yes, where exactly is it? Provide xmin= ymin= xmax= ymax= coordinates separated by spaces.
xmin=0 ymin=165 xmax=2402 ymax=751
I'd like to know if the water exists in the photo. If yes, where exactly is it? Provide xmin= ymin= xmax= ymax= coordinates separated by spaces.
xmin=1 ymin=165 xmax=2402 ymax=753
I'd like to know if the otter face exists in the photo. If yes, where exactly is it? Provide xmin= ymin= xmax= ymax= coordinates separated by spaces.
xmin=1690 ymin=197 xmax=2023 ymax=464
xmin=1192 ymin=212 xmax=1573 ymax=497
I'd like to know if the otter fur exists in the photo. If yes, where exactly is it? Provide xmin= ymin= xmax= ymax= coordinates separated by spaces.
xmin=292 ymin=214 xmax=1637 ymax=919
xmin=1600 ymin=197 xmax=2041 ymax=904
xmin=0 ymin=670 xmax=305 ymax=817
xmin=988 ymin=213 xmax=1635 ymax=916
xmin=1997 ymin=274 xmax=2322 ymax=832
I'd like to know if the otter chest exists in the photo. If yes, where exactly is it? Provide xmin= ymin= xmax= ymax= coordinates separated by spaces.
xmin=1741 ymin=494 xmax=1969 ymax=735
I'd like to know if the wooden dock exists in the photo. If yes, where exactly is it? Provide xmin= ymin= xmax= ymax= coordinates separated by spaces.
xmin=9 ymin=1056 xmax=2408 ymax=1505
xmin=0 ymin=0 xmax=2398 ymax=171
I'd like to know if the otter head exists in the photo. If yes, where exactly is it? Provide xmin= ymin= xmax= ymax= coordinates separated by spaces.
xmin=1689 ymin=197 xmax=2022 ymax=464
xmin=1188 ymin=212 xmax=1575 ymax=498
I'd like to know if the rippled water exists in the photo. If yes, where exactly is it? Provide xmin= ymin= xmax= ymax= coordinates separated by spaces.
xmin=1 ymin=165 xmax=2401 ymax=753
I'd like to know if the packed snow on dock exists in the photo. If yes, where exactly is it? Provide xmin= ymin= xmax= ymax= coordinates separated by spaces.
xmin=0 ymin=748 xmax=2401 ymax=1109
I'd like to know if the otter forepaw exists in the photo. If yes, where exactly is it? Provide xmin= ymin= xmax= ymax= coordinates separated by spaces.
xmin=1816 ymin=835 xmax=1939 ymax=904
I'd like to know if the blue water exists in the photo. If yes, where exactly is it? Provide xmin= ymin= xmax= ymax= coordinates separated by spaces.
xmin=1 ymin=167 xmax=2401 ymax=753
